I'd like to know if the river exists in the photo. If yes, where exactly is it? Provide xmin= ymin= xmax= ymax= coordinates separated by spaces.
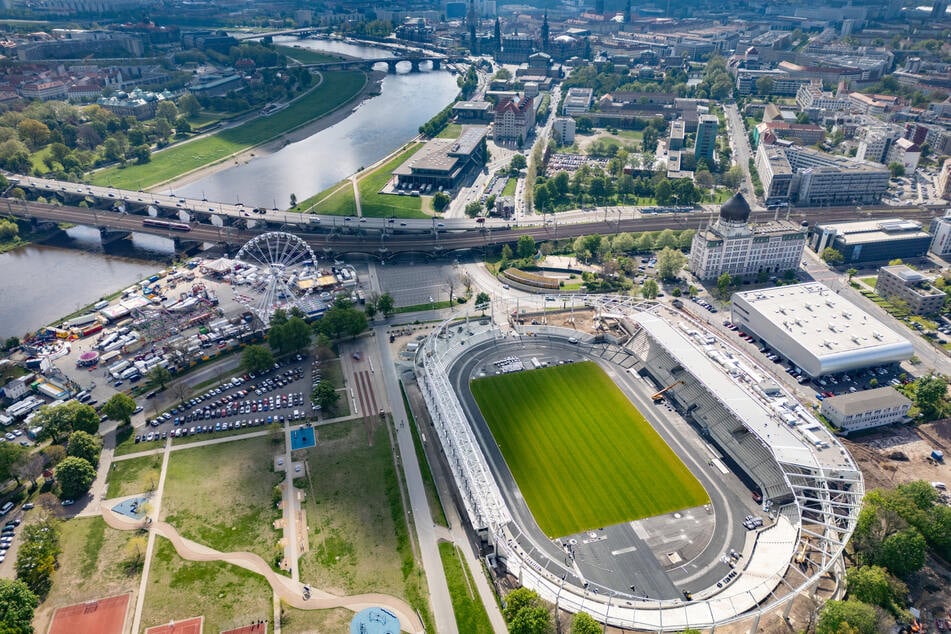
xmin=0 ymin=227 xmax=172 ymax=339
xmin=0 ymin=38 xmax=459 ymax=338
xmin=175 ymin=37 xmax=460 ymax=209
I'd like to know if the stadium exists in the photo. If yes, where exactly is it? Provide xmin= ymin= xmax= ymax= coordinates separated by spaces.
xmin=417 ymin=295 xmax=864 ymax=631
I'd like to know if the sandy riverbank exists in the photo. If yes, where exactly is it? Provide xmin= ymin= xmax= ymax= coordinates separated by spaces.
xmin=152 ymin=70 xmax=385 ymax=195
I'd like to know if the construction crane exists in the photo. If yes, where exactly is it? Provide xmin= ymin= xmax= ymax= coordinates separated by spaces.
xmin=652 ymin=380 xmax=684 ymax=402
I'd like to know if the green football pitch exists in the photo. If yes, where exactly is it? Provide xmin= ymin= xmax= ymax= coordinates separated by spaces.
xmin=470 ymin=361 xmax=708 ymax=537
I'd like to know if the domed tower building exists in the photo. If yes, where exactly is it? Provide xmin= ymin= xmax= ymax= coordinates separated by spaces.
xmin=688 ymin=192 xmax=808 ymax=281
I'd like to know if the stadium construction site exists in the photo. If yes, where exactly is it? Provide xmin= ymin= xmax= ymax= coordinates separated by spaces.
xmin=416 ymin=295 xmax=863 ymax=632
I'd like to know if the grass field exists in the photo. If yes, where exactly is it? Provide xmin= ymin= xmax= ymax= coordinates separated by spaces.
xmin=470 ymin=361 xmax=708 ymax=537
xmin=106 ymin=454 xmax=162 ymax=498
xmin=501 ymin=177 xmax=517 ymax=197
xmin=34 ymin=517 xmax=141 ymax=634
xmin=275 ymin=44 xmax=341 ymax=64
xmin=162 ymin=435 xmax=282 ymax=566
xmin=439 ymin=542 xmax=493 ymax=634
xmin=91 ymin=71 xmax=366 ymax=190
xmin=141 ymin=537 xmax=272 ymax=632
xmin=401 ymin=383 xmax=448 ymax=528
xmin=356 ymin=143 xmax=429 ymax=218
xmin=296 ymin=421 xmax=434 ymax=631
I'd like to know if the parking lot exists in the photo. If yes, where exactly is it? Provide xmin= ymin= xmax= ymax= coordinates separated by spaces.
xmin=131 ymin=355 xmax=318 ymax=445
xmin=721 ymin=319 xmax=909 ymax=399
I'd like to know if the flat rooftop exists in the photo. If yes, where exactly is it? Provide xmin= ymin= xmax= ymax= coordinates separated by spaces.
xmin=450 ymin=125 xmax=487 ymax=156
xmin=817 ymin=218 xmax=931 ymax=245
xmin=733 ymin=283 xmax=912 ymax=361
xmin=392 ymin=139 xmax=459 ymax=174
xmin=453 ymin=100 xmax=492 ymax=111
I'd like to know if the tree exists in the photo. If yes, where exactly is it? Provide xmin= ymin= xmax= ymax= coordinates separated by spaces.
xmin=102 ymin=392 xmax=136 ymax=426
xmin=913 ymin=374 xmax=948 ymax=420
xmin=0 ymin=578 xmax=39 ymax=634
xmin=130 ymin=144 xmax=151 ymax=164
xmin=517 ymin=235 xmax=536 ymax=259
xmin=289 ymin=193 xmax=297 ymax=208
xmin=123 ymin=535 xmax=148 ymax=573
xmin=642 ymin=278 xmax=659 ymax=299
xmin=509 ymin=153 xmax=527 ymax=172
xmin=846 ymin=565 xmax=907 ymax=616
xmin=318 ymin=303 xmax=369 ymax=338
xmin=312 ymin=381 xmax=340 ymax=413
xmin=268 ymin=316 xmax=312 ymax=355
xmin=16 ymin=118 xmax=50 ymax=150
xmin=695 ymin=169 xmax=714 ymax=189
xmin=34 ymin=401 xmax=99 ymax=443
xmin=570 ymin=611 xmax=601 ymax=634
xmin=716 ymin=272 xmax=735 ymax=300
xmin=364 ymin=301 xmax=378 ymax=320
xmin=148 ymin=365 xmax=172 ymax=389
xmin=155 ymin=100 xmax=178 ymax=124
xmin=243 ymin=344 xmax=275 ymax=373
xmin=656 ymin=246 xmax=687 ymax=281
xmin=475 ymin=292 xmax=490 ymax=313
xmin=56 ymin=456 xmax=96 ymax=501
xmin=0 ymin=444 xmax=25 ymax=484
xmin=888 ymin=258 xmax=903 ymax=266
xmin=816 ymin=599 xmax=879 ymax=634
xmin=500 ymin=244 xmax=513 ymax=262
xmin=612 ymin=232 xmax=635 ymax=254
xmin=755 ymin=76 xmax=775 ymax=96
xmin=636 ymin=233 xmax=654 ymax=252
xmin=15 ymin=518 xmax=60 ymax=598
xmin=876 ymin=527 xmax=926 ymax=578
xmin=178 ymin=93 xmax=201 ymax=118
xmin=655 ymin=179 xmax=673 ymax=204
xmin=888 ymin=162 xmax=905 ymax=178
xmin=66 ymin=431 xmax=102 ymax=468
xmin=847 ymin=268 xmax=858 ymax=282
xmin=11 ymin=453 xmax=44 ymax=488
xmin=464 ymin=201 xmax=482 ymax=217
xmin=821 ymin=247 xmax=845 ymax=265
xmin=655 ymin=228 xmax=678 ymax=250
xmin=533 ymin=184 xmax=550 ymax=211
xmin=377 ymin=293 xmax=395 ymax=317
xmin=509 ymin=606 xmax=553 ymax=634
xmin=432 ymin=191 xmax=450 ymax=212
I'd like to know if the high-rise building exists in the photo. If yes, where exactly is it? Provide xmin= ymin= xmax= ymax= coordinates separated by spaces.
xmin=694 ymin=114 xmax=718 ymax=163
xmin=938 ymin=158 xmax=951 ymax=202
xmin=688 ymin=193 xmax=806 ymax=281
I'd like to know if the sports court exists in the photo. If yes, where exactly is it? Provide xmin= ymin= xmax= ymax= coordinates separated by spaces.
xmin=289 ymin=425 xmax=316 ymax=450
xmin=48 ymin=594 xmax=130 ymax=634
xmin=145 ymin=616 xmax=203 ymax=634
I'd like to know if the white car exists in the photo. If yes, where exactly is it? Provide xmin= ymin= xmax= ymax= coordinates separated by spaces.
xmin=61 ymin=500 xmax=75 ymax=506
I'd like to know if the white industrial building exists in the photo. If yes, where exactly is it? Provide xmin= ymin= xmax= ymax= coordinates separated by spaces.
xmin=731 ymin=283 xmax=913 ymax=377
xmin=820 ymin=387 xmax=912 ymax=434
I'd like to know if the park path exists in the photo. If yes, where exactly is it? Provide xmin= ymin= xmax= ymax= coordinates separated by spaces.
xmin=129 ymin=436 xmax=171 ymax=634
xmin=99 ymin=504 xmax=424 ymax=633
xmin=351 ymin=175 xmax=363 ymax=217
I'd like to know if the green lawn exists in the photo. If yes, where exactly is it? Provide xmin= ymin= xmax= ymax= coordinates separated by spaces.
xmin=275 ymin=44 xmax=342 ymax=64
xmin=436 ymin=123 xmax=463 ymax=139
xmin=401 ymin=383 xmax=448 ymax=527
xmin=106 ymin=453 xmax=162 ymax=498
xmin=161 ymin=435 xmax=282 ymax=566
xmin=91 ymin=71 xmax=367 ymax=190
xmin=501 ymin=178 xmax=517 ymax=197
xmin=858 ymin=276 xmax=878 ymax=287
xmin=297 ymin=421 xmax=434 ymax=632
xmin=470 ymin=361 xmax=708 ymax=537
xmin=439 ymin=542 xmax=493 ymax=634
xmin=300 ymin=179 xmax=357 ymax=216
xmin=140 ymin=537 xmax=273 ymax=633
xmin=35 ymin=517 xmax=141 ymax=634
xmin=357 ymin=143 xmax=428 ymax=218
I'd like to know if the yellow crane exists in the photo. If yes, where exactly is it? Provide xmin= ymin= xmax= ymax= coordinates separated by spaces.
xmin=652 ymin=380 xmax=684 ymax=402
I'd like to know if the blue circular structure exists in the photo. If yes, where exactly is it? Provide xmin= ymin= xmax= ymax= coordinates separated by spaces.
xmin=349 ymin=607 xmax=400 ymax=634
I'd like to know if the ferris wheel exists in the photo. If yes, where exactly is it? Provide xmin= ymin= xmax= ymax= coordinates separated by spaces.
xmin=234 ymin=231 xmax=317 ymax=326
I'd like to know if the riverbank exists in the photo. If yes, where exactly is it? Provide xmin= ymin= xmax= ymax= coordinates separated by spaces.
xmin=159 ymin=70 xmax=385 ymax=195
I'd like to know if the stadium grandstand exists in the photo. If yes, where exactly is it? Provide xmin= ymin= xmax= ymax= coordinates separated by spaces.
xmin=417 ymin=295 xmax=863 ymax=631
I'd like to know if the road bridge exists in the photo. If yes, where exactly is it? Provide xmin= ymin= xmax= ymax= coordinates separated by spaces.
xmin=5 ymin=198 xmax=945 ymax=260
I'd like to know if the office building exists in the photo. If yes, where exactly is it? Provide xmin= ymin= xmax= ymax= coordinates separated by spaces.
xmin=392 ymin=126 xmax=487 ymax=191
xmin=939 ymin=159 xmax=951 ymax=202
xmin=885 ymin=137 xmax=920 ymax=172
xmin=875 ymin=265 xmax=946 ymax=315
xmin=930 ymin=209 xmax=951 ymax=256
xmin=562 ymin=87 xmax=593 ymax=115
xmin=694 ymin=114 xmax=718 ymax=163
xmin=688 ymin=193 xmax=806 ymax=281
xmin=493 ymin=96 xmax=535 ymax=146
xmin=668 ymin=119 xmax=685 ymax=151
xmin=755 ymin=143 xmax=890 ymax=207
xmin=553 ymin=117 xmax=575 ymax=145
xmin=796 ymin=82 xmax=851 ymax=113
xmin=731 ymin=283 xmax=913 ymax=377
xmin=857 ymin=126 xmax=902 ymax=164
xmin=809 ymin=218 xmax=932 ymax=264
xmin=820 ymin=388 xmax=912 ymax=434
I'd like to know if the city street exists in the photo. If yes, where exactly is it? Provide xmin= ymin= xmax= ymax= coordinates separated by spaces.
xmin=722 ymin=103 xmax=759 ymax=207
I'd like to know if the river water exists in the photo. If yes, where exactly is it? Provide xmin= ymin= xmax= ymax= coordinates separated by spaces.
xmin=1 ymin=38 xmax=458 ymax=338
xmin=176 ymin=37 xmax=460 ymax=209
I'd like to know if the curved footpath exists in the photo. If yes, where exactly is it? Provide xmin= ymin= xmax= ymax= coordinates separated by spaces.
xmin=100 ymin=504 xmax=424 ymax=633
